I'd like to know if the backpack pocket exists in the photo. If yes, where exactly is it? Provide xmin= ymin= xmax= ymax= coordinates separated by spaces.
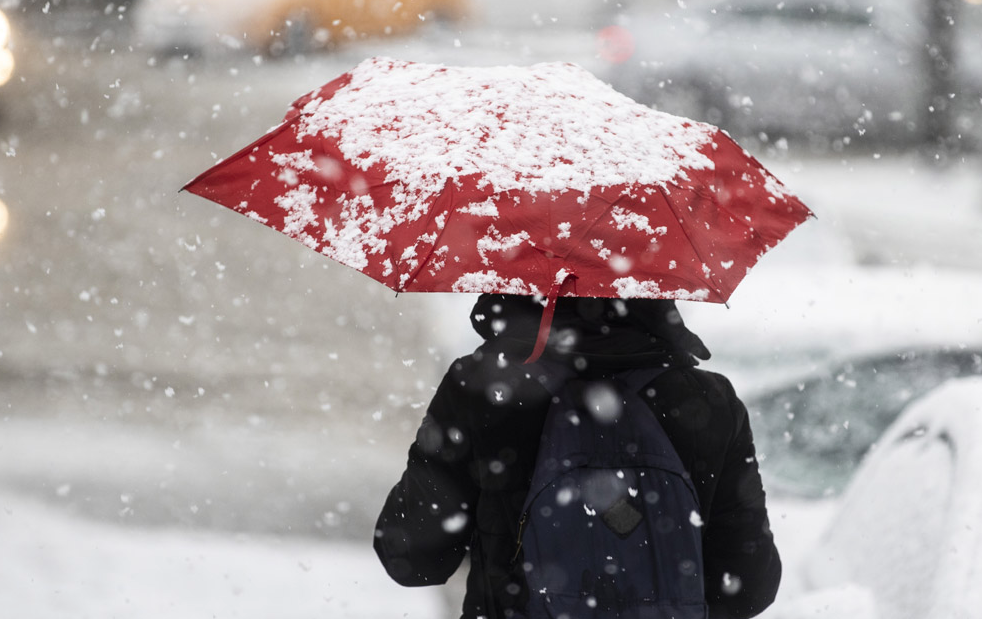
xmin=520 ymin=460 xmax=705 ymax=617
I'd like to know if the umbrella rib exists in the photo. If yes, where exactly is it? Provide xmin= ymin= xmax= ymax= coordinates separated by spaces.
xmin=710 ymin=187 xmax=788 ymax=256
xmin=716 ymin=192 xmax=815 ymax=250
xmin=394 ymin=183 xmax=464 ymax=292
xmin=654 ymin=184 xmax=729 ymax=303
xmin=399 ymin=236 xmax=440 ymax=292
xmin=715 ymin=199 xmax=767 ymax=240
xmin=709 ymin=132 xmax=812 ymax=247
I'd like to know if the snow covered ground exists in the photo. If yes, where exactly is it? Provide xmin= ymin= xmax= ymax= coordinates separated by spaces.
xmin=0 ymin=472 xmax=846 ymax=619
xmin=0 ymin=492 xmax=444 ymax=619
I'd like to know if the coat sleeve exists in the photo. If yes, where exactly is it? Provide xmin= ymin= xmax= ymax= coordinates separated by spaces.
xmin=374 ymin=369 xmax=480 ymax=587
xmin=703 ymin=377 xmax=782 ymax=619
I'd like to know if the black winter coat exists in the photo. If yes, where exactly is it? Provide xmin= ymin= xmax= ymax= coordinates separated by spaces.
xmin=374 ymin=295 xmax=781 ymax=619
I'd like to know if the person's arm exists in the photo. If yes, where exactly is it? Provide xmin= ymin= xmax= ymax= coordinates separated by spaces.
xmin=374 ymin=369 xmax=480 ymax=587
xmin=703 ymin=378 xmax=782 ymax=619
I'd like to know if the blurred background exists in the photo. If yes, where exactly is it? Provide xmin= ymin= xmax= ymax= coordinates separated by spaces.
xmin=1 ymin=0 xmax=981 ymax=617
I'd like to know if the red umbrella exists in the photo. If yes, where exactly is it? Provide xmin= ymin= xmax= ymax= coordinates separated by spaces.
xmin=184 ymin=57 xmax=812 ymax=362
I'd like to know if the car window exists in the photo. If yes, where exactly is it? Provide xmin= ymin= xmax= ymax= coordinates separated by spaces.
xmin=730 ymin=3 xmax=872 ymax=27
xmin=701 ymin=0 xmax=873 ymax=25
xmin=749 ymin=349 xmax=982 ymax=497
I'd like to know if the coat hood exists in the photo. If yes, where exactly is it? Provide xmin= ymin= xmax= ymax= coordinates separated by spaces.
xmin=469 ymin=294 xmax=711 ymax=370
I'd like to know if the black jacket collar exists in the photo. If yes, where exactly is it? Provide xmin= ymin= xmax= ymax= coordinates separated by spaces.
xmin=469 ymin=294 xmax=711 ymax=373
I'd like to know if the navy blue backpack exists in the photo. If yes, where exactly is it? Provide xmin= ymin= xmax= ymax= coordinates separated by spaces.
xmin=516 ymin=367 xmax=707 ymax=619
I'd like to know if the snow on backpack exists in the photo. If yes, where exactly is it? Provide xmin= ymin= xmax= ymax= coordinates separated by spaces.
xmin=515 ymin=367 xmax=707 ymax=619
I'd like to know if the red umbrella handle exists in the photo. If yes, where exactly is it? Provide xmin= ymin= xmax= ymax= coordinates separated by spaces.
xmin=524 ymin=271 xmax=578 ymax=364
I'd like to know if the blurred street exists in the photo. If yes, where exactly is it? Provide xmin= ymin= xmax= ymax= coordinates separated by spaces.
xmin=0 ymin=33 xmax=446 ymax=539
xmin=2 ymin=1 xmax=982 ymax=617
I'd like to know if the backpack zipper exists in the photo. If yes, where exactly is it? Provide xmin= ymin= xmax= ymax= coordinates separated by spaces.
xmin=511 ymin=511 xmax=529 ymax=565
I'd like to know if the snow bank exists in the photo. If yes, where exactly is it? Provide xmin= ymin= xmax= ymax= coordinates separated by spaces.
xmin=0 ymin=493 xmax=443 ymax=619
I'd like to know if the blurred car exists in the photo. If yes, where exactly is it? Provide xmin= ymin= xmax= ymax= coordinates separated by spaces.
xmin=676 ymin=230 xmax=982 ymax=499
xmin=746 ymin=347 xmax=982 ymax=498
xmin=603 ymin=0 xmax=982 ymax=146
xmin=134 ymin=0 xmax=470 ymax=57
xmin=784 ymin=376 xmax=982 ymax=619
xmin=0 ymin=8 xmax=13 ymax=89
xmin=5 ymin=1 xmax=138 ymax=38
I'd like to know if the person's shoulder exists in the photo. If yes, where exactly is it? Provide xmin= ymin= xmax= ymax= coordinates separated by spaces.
xmin=438 ymin=353 xmax=483 ymax=399
xmin=659 ymin=365 xmax=735 ymax=393
xmin=686 ymin=366 xmax=739 ymax=395
xmin=654 ymin=366 xmax=746 ymax=420
xmin=444 ymin=348 xmax=503 ymax=383
xmin=443 ymin=347 xmax=551 ymax=403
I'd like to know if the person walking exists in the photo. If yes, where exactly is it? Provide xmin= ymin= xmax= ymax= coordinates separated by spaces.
xmin=374 ymin=294 xmax=781 ymax=619
xmin=180 ymin=54 xmax=803 ymax=619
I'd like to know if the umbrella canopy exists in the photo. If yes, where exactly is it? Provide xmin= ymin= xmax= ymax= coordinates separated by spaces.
xmin=184 ymin=56 xmax=812 ymax=360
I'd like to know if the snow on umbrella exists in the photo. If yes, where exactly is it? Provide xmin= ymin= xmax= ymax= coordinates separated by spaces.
xmin=184 ymin=56 xmax=813 ymax=361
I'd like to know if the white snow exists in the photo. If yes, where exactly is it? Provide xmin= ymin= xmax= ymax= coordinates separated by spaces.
xmin=553 ymin=267 xmax=573 ymax=285
xmin=321 ymin=194 xmax=388 ymax=270
xmin=271 ymin=150 xmax=318 ymax=174
xmin=274 ymin=184 xmax=319 ymax=242
xmin=689 ymin=510 xmax=704 ymax=527
xmin=272 ymin=150 xmax=318 ymax=188
xmin=476 ymin=226 xmax=531 ymax=265
xmin=298 ymin=57 xmax=717 ymax=201
xmin=442 ymin=512 xmax=470 ymax=534
xmin=611 ymin=276 xmax=711 ymax=301
xmin=452 ymin=270 xmax=535 ymax=294
xmin=459 ymin=199 xmax=500 ymax=217
xmin=0 ymin=493 xmax=442 ymax=619
xmin=591 ymin=238 xmax=612 ymax=260
xmin=610 ymin=204 xmax=657 ymax=235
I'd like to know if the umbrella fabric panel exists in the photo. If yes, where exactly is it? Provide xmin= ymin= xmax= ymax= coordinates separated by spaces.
xmin=418 ymin=183 xmax=724 ymax=301
xmin=664 ymin=132 xmax=812 ymax=302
